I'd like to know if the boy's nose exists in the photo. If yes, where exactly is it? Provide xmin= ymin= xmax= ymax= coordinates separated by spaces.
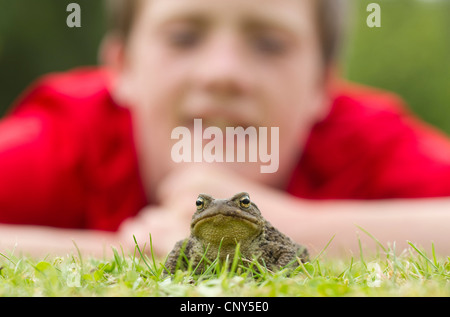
xmin=192 ymin=32 xmax=256 ymax=99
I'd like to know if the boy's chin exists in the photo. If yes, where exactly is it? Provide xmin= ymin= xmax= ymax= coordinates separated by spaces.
xmin=213 ymin=162 xmax=283 ymax=186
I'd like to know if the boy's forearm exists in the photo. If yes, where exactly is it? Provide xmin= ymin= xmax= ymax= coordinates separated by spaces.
xmin=0 ymin=224 xmax=121 ymax=258
xmin=257 ymin=191 xmax=450 ymax=257
xmin=1 ymin=195 xmax=449 ymax=259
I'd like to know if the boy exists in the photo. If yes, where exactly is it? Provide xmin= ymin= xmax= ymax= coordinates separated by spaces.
xmin=0 ymin=0 xmax=449 ymax=257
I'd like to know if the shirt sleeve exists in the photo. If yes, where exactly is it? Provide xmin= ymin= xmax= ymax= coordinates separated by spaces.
xmin=0 ymin=89 xmax=87 ymax=228
xmin=0 ymin=68 xmax=148 ymax=231
xmin=289 ymin=83 xmax=450 ymax=200
xmin=368 ymin=112 xmax=450 ymax=198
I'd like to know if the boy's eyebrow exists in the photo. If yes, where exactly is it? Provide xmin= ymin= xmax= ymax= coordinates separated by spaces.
xmin=241 ymin=8 xmax=311 ymax=37
xmin=243 ymin=17 xmax=305 ymax=37
xmin=152 ymin=6 xmax=309 ymax=37
xmin=157 ymin=13 xmax=208 ymax=28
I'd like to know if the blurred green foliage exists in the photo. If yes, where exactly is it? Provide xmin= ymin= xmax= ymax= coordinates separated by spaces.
xmin=0 ymin=0 xmax=449 ymax=133
xmin=0 ymin=0 xmax=105 ymax=114
xmin=343 ymin=0 xmax=450 ymax=134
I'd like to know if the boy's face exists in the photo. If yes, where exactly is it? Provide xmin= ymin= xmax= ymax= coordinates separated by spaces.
xmin=113 ymin=0 xmax=331 ymax=191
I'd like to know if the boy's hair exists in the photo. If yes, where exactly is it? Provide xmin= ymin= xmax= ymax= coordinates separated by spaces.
xmin=105 ymin=0 xmax=347 ymax=65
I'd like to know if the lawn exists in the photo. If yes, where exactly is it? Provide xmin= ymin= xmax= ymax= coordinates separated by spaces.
xmin=0 ymin=0 xmax=449 ymax=301
xmin=1 ymin=237 xmax=449 ymax=297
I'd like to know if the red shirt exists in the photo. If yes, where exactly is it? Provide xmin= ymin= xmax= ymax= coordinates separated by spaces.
xmin=1 ymin=68 xmax=450 ymax=230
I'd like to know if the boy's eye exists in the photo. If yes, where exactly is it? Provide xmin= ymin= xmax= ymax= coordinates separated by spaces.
xmin=166 ymin=25 xmax=201 ymax=49
xmin=252 ymin=33 xmax=287 ymax=56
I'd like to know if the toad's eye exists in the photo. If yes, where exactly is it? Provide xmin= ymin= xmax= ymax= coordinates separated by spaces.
xmin=239 ymin=195 xmax=251 ymax=209
xmin=196 ymin=197 xmax=205 ymax=211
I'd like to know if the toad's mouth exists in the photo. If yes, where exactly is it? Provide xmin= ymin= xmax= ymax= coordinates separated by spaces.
xmin=191 ymin=211 xmax=260 ymax=228
xmin=192 ymin=214 xmax=262 ymax=244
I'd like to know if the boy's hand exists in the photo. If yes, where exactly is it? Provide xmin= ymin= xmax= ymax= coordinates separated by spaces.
xmin=156 ymin=164 xmax=263 ymax=208
xmin=120 ymin=164 xmax=268 ymax=256
xmin=119 ymin=204 xmax=191 ymax=257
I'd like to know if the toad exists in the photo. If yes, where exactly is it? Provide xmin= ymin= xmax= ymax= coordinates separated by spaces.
xmin=165 ymin=192 xmax=308 ymax=273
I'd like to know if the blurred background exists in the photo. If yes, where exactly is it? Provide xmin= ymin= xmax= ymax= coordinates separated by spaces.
xmin=0 ymin=0 xmax=449 ymax=132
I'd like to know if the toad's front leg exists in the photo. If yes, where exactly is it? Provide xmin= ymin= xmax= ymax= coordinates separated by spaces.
xmin=165 ymin=239 xmax=210 ymax=274
xmin=277 ymin=245 xmax=309 ymax=268
xmin=262 ymin=243 xmax=308 ymax=270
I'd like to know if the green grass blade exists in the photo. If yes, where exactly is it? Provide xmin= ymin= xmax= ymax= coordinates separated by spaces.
xmin=296 ymin=257 xmax=313 ymax=279
xmin=0 ymin=252 xmax=16 ymax=266
xmin=355 ymin=225 xmax=388 ymax=254
xmin=311 ymin=234 xmax=336 ymax=264
xmin=148 ymin=233 xmax=161 ymax=276
xmin=111 ymin=246 xmax=124 ymax=272
xmin=431 ymin=242 xmax=439 ymax=269
xmin=133 ymin=235 xmax=156 ymax=276
xmin=407 ymin=241 xmax=438 ymax=271
xmin=229 ymin=243 xmax=241 ymax=276
xmin=357 ymin=232 xmax=366 ymax=269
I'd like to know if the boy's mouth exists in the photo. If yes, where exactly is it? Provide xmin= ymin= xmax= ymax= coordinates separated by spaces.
xmin=182 ymin=118 xmax=256 ymax=132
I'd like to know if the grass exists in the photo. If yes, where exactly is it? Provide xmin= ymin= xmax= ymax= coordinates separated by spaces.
xmin=0 ymin=237 xmax=449 ymax=297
